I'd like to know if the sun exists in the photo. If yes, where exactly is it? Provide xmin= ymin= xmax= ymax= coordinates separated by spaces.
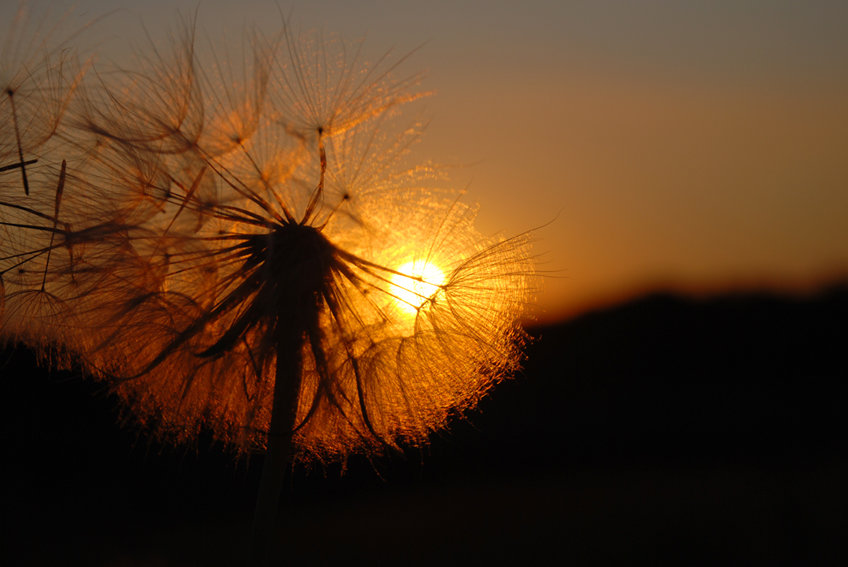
xmin=390 ymin=260 xmax=446 ymax=316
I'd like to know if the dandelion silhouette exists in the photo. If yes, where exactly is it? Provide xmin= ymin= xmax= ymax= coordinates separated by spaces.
xmin=1 ymin=10 xmax=533 ymax=563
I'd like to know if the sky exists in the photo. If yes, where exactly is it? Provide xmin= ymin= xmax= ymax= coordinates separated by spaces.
xmin=6 ymin=0 xmax=848 ymax=323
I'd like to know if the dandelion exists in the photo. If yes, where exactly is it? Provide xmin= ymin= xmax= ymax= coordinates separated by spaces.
xmin=1 ymin=14 xmax=533 ymax=564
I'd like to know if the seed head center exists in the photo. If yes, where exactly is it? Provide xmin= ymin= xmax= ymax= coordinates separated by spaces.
xmin=266 ymin=224 xmax=336 ymax=305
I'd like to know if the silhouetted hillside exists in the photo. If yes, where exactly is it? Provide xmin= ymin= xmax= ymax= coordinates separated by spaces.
xmin=2 ymin=284 xmax=846 ymax=565
xmin=464 ymin=284 xmax=848 ymax=467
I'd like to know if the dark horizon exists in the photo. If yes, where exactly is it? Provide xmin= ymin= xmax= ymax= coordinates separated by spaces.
xmin=3 ymin=282 xmax=847 ymax=565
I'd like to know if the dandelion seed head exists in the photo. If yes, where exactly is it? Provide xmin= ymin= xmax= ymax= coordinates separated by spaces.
xmin=1 ymin=16 xmax=534 ymax=465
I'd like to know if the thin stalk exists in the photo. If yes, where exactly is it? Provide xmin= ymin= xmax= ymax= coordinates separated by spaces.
xmin=249 ymin=324 xmax=305 ymax=566
xmin=7 ymin=90 xmax=31 ymax=195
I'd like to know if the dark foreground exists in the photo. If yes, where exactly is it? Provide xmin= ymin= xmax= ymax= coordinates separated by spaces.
xmin=2 ymin=284 xmax=846 ymax=565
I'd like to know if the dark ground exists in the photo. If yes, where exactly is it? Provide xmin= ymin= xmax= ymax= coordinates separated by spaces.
xmin=2 ymin=284 xmax=847 ymax=565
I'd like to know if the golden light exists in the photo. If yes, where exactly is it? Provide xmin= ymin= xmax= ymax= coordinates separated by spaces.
xmin=0 ymin=14 xmax=535 ymax=466
xmin=0 ymin=11 xmax=535 ymax=563
xmin=390 ymin=260 xmax=446 ymax=315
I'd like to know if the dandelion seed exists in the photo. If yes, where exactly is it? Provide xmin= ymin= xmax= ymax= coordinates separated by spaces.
xmin=0 ymin=3 xmax=85 ymax=194
xmin=0 ymin=14 xmax=535 ymax=565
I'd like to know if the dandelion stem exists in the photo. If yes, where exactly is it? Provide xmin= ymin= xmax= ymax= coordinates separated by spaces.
xmin=249 ymin=221 xmax=333 ymax=564
xmin=249 ymin=319 xmax=306 ymax=565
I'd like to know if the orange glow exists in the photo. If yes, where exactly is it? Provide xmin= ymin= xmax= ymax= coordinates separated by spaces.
xmin=0 ymin=14 xmax=534 ymax=463
xmin=390 ymin=260 xmax=446 ymax=315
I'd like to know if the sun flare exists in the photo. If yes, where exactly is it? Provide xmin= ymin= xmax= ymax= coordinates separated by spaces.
xmin=390 ymin=260 xmax=446 ymax=315
xmin=0 ymin=14 xmax=533 ymax=465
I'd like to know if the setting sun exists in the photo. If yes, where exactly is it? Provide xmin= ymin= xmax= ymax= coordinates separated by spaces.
xmin=0 ymin=7 xmax=538 ymax=561
xmin=390 ymin=260 xmax=446 ymax=315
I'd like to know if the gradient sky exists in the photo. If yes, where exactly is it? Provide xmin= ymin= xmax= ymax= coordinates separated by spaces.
xmin=7 ymin=0 xmax=848 ymax=323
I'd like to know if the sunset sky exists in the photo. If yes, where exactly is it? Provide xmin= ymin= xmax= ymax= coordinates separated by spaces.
xmin=8 ymin=0 xmax=848 ymax=323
